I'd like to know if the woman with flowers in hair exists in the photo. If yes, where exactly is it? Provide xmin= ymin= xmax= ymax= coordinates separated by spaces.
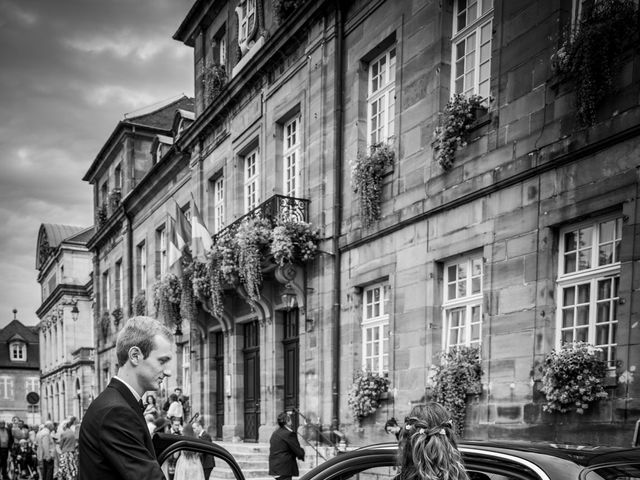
xmin=397 ymin=403 xmax=469 ymax=480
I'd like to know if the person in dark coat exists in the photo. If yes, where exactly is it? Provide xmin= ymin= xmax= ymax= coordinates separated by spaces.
xmin=191 ymin=418 xmax=215 ymax=480
xmin=78 ymin=316 xmax=174 ymax=480
xmin=268 ymin=412 xmax=305 ymax=480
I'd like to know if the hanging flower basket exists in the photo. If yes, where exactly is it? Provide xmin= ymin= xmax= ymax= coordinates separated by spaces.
xmin=270 ymin=220 xmax=320 ymax=267
xmin=111 ymin=307 xmax=123 ymax=328
xmin=550 ymin=0 xmax=639 ymax=126
xmin=347 ymin=370 xmax=390 ymax=423
xmin=351 ymin=143 xmax=395 ymax=228
xmin=431 ymin=94 xmax=485 ymax=170
xmin=202 ymin=64 xmax=227 ymax=105
xmin=432 ymin=345 xmax=483 ymax=437
xmin=235 ymin=217 xmax=272 ymax=302
xmin=132 ymin=290 xmax=146 ymax=316
xmin=100 ymin=311 xmax=111 ymax=340
xmin=539 ymin=341 xmax=608 ymax=414
xmin=153 ymin=274 xmax=182 ymax=327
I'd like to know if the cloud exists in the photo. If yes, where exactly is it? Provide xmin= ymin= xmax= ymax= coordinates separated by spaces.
xmin=0 ymin=0 xmax=194 ymax=328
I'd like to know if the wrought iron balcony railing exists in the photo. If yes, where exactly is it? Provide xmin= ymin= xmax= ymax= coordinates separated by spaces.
xmin=212 ymin=194 xmax=310 ymax=243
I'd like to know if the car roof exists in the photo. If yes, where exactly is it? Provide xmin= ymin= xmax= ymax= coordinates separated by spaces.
xmin=350 ymin=441 xmax=640 ymax=467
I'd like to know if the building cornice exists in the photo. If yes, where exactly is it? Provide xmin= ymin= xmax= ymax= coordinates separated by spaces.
xmin=36 ymin=283 xmax=90 ymax=319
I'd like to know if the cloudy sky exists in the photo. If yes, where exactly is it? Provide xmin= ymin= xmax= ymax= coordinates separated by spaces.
xmin=0 ymin=0 xmax=194 ymax=328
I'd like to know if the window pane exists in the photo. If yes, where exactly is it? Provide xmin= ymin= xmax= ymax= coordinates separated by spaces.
xmin=562 ymin=309 xmax=574 ymax=329
xmin=471 ymin=277 xmax=481 ymax=294
xmin=596 ymin=324 xmax=610 ymax=345
xmin=597 ymin=303 xmax=610 ymax=323
xmin=458 ymin=262 xmax=467 ymax=279
xmin=578 ymin=248 xmax=592 ymax=270
xmin=578 ymin=283 xmax=590 ymax=303
xmin=448 ymin=265 xmax=458 ymax=281
xmin=458 ymin=279 xmax=467 ymax=297
xmin=448 ymin=283 xmax=457 ymax=300
xmin=562 ymin=330 xmax=573 ymax=343
xmin=564 ymin=253 xmax=576 ymax=273
xmin=576 ymin=306 xmax=589 ymax=325
xmin=565 ymin=231 xmax=577 ymax=252
xmin=579 ymin=227 xmax=593 ymax=248
xmin=563 ymin=287 xmax=575 ymax=306
xmin=599 ymin=245 xmax=613 ymax=266
xmin=576 ymin=327 xmax=588 ymax=342
xmin=600 ymin=220 xmax=614 ymax=242
xmin=597 ymin=278 xmax=611 ymax=300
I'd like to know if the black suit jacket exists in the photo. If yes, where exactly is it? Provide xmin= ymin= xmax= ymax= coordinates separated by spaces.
xmin=78 ymin=378 xmax=164 ymax=480
xmin=268 ymin=427 xmax=305 ymax=477
xmin=198 ymin=431 xmax=215 ymax=470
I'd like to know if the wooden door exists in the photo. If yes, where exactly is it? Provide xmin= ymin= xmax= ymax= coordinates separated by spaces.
xmin=214 ymin=332 xmax=224 ymax=440
xmin=243 ymin=321 xmax=260 ymax=441
xmin=283 ymin=309 xmax=300 ymax=431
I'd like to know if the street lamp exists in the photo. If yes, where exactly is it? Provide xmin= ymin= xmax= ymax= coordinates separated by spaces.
xmin=71 ymin=304 xmax=79 ymax=322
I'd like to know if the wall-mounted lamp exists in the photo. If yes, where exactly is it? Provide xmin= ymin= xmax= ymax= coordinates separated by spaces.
xmin=281 ymin=284 xmax=298 ymax=311
xmin=71 ymin=304 xmax=80 ymax=322
xmin=305 ymin=317 xmax=315 ymax=333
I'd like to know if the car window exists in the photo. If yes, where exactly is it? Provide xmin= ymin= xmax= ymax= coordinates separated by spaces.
xmin=159 ymin=445 xmax=242 ymax=480
xmin=584 ymin=464 xmax=640 ymax=480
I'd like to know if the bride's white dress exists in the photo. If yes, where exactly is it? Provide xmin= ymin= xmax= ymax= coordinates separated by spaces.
xmin=174 ymin=451 xmax=206 ymax=480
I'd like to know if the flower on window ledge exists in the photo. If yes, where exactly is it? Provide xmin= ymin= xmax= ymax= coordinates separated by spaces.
xmin=347 ymin=370 xmax=390 ymax=423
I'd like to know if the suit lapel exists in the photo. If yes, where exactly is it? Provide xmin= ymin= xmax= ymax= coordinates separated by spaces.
xmin=107 ymin=379 xmax=155 ymax=450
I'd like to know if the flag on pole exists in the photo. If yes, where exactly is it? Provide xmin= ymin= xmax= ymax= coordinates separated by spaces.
xmin=191 ymin=196 xmax=213 ymax=261
xmin=174 ymin=199 xmax=192 ymax=251
xmin=168 ymin=216 xmax=183 ymax=275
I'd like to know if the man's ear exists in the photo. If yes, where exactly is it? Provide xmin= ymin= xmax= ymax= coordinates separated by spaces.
xmin=129 ymin=346 xmax=142 ymax=365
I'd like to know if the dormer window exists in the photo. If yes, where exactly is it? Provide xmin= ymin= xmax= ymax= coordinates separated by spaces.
xmin=237 ymin=0 xmax=256 ymax=54
xmin=10 ymin=341 xmax=26 ymax=362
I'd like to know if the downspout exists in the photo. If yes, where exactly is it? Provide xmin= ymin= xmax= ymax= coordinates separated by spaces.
xmin=331 ymin=0 xmax=344 ymax=434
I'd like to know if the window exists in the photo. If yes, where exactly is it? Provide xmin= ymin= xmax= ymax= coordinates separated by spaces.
xmin=367 ymin=46 xmax=396 ymax=146
xmin=137 ymin=241 xmax=147 ymax=291
xmin=114 ymin=163 xmax=122 ymax=190
xmin=213 ymin=26 xmax=227 ymax=66
xmin=10 ymin=342 xmax=26 ymax=362
xmin=102 ymin=270 xmax=110 ymax=310
xmin=0 ymin=376 xmax=14 ymax=400
xmin=557 ymin=216 xmax=622 ymax=365
xmin=213 ymin=176 xmax=225 ymax=233
xmin=442 ymin=255 xmax=483 ymax=349
xmin=238 ymin=0 xmax=256 ymax=46
xmin=59 ymin=265 xmax=64 ymax=283
xmin=361 ymin=284 xmax=390 ymax=375
xmin=115 ymin=260 xmax=123 ymax=308
xmin=100 ymin=182 xmax=108 ymax=206
xmin=451 ymin=0 xmax=493 ymax=98
xmin=25 ymin=377 xmax=38 ymax=393
xmin=283 ymin=117 xmax=301 ymax=198
xmin=156 ymin=226 xmax=167 ymax=277
xmin=182 ymin=343 xmax=190 ymax=397
xmin=244 ymin=148 xmax=259 ymax=213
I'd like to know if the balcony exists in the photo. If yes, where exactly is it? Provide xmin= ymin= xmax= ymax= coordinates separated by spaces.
xmin=213 ymin=194 xmax=310 ymax=242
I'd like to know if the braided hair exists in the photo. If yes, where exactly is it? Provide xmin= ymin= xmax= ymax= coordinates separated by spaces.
xmin=397 ymin=403 xmax=469 ymax=480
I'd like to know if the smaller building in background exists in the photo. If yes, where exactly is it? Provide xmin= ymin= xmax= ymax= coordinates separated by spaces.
xmin=0 ymin=310 xmax=41 ymax=426
xmin=35 ymin=223 xmax=94 ymax=423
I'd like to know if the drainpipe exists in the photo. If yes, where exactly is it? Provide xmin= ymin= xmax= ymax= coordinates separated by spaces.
xmin=331 ymin=0 xmax=345 ymax=435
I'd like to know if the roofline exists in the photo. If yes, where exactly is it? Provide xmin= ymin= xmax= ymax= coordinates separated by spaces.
xmin=83 ymin=120 xmax=170 ymax=183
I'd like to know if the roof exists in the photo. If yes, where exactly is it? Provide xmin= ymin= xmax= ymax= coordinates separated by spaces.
xmin=36 ymin=224 xmax=92 ymax=270
xmin=83 ymin=96 xmax=195 ymax=182
xmin=0 ymin=319 xmax=39 ymax=343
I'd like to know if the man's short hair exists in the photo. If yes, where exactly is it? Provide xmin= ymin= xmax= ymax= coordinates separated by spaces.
xmin=116 ymin=316 xmax=173 ymax=367
xmin=277 ymin=412 xmax=291 ymax=428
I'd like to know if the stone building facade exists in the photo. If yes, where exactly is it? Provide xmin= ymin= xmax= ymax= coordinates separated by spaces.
xmin=170 ymin=0 xmax=640 ymax=447
xmin=35 ymin=223 xmax=94 ymax=422
xmin=83 ymin=97 xmax=196 ymax=402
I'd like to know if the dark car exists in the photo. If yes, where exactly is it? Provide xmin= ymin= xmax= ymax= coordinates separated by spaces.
xmin=153 ymin=434 xmax=640 ymax=480
xmin=297 ymin=442 xmax=640 ymax=480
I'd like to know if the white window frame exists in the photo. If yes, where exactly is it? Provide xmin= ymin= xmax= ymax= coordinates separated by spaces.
xmin=361 ymin=283 xmax=390 ymax=375
xmin=158 ymin=226 xmax=167 ymax=277
xmin=367 ymin=46 xmax=396 ymax=147
xmin=556 ymin=215 xmax=622 ymax=366
xmin=138 ymin=241 xmax=147 ymax=291
xmin=238 ymin=0 xmax=256 ymax=45
xmin=103 ymin=270 xmax=111 ymax=311
xmin=10 ymin=342 xmax=26 ymax=362
xmin=451 ymin=0 xmax=493 ymax=98
xmin=283 ymin=116 xmax=301 ymax=198
xmin=182 ymin=343 xmax=191 ymax=397
xmin=442 ymin=254 xmax=483 ymax=350
xmin=25 ymin=377 xmax=38 ymax=393
xmin=218 ymin=35 xmax=227 ymax=66
xmin=244 ymin=148 xmax=259 ymax=213
xmin=115 ymin=259 xmax=123 ymax=308
xmin=0 ymin=376 xmax=14 ymax=400
xmin=214 ymin=176 xmax=225 ymax=233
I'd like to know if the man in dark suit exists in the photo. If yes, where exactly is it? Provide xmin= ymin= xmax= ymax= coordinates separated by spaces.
xmin=268 ymin=412 xmax=305 ymax=480
xmin=78 ymin=316 xmax=174 ymax=480
xmin=191 ymin=418 xmax=215 ymax=479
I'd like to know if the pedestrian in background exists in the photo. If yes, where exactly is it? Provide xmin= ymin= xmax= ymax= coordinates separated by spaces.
xmin=58 ymin=417 xmax=78 ymax=480
xmin=36 ymin=420 xmax=55 ymax=480
xmin=384 ymin=417 xmax=401 ymax=440
xmin=192 ymin=418 xmax=215 ymax=480
xmin=167 ymin=393 xmax=184 ymax=422
xmin=144 ymin=394 xmax=159 ymax=419
xmin=78 ymin=316 xmax=173 ymax=480
xmin=0 ymin=420 xmax=12 ymax=480
xmin=396 ymin=402 xmax=469 ymax=480
xmin=268 ymin=412 xmax=305 ymax=480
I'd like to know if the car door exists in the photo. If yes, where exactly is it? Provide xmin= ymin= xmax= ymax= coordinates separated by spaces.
xmin=154 ymin=432 xmax=246 ymax=480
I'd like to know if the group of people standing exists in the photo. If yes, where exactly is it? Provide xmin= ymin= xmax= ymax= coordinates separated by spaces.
xmin=0 ymin=415 xmax=79 ymax=480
